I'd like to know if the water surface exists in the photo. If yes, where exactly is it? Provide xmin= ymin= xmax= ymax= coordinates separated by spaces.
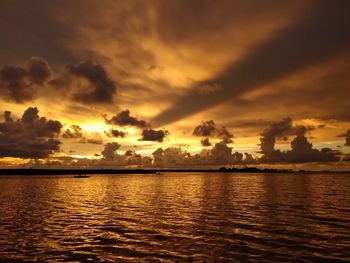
xmin=0 ymin=172 xmax=349 ymax=262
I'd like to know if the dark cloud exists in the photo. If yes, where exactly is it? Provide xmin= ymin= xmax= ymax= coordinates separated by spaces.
xmin=210 ymin=142 xmax=234 ymax=164
xmin=140 ymin=129 xmax=168 ymax=142
xmin=260 ymin=117 xmax=293 ymax=154
xmin=152 ymin=143 xmax=256 ymax=167
xmin=101 ymin=142 xmax=121 ymax=161
xmin=343 ymin=154 xmax=350 ymax=162
xmin=106 ymin=110 xmax=149 ymax=128
xmin=193 ymin=120 xmax=233 ymax=144
xmin=153 ymin=1 xmax=350 ymax=125
xmin=259 ymin=118 xmax=340 ymax=163
xmin=0 ymin=57 xmax=52 ymax=103
xmin=200 ymin=137 xmax=211 ymax=147
xmin=62 ymin=125 xmax=83 ymax=139
xmin=0 ymin=107 xmax=62 ymax=158
xmin=193 ymin=120 xmax=217 ymax=137
xmin=26 ymin=57 xmax=52 ymax=85
xmin=1 ymin=57 xmax=117 ymax=105
xmin=105 ymin=129 xmax=126 ymax=138
xmin=0 ymin=0 xmax=77 ymax=65
xmin=260 ymin=117 xmax=314 ymax=155
xmin=54 ymin=60 xmax=117 ymax=104
xmin=285 ymin=135 xmax=340 ymax=163
xmin=62 ymin=124 xmax=103 ymax=144
xmin=337 ymin=130 xmax=350 ymax=146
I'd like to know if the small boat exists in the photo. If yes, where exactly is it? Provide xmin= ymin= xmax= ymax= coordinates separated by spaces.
xmin=74 ymin=174 xmax=90 ymax=178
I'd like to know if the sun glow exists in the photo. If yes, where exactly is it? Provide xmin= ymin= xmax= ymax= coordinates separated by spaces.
xmin=79 ymin=122 xmax=109 ymax=134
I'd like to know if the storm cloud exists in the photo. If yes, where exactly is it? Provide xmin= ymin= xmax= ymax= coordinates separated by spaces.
xmin=259 ymin=118 xmax=340 ymax=163
xmin=62 ymin=125 xmax=84 ymax=139
xmin=193 ymin=120 xmax=233 ymax=144
xmin=66 ymin=60 xmax=117 ymax=104
xmin=105 ymin=129 xmax=126 ymax=138
xmin=0 ymin=57 xmax=52 ymax=103
xmin=106 ymin=110 xmax=149 ymax=128
xmin=0 ymin=107 xmax=62 ymax=158
xmin=200 ymin=137 xmax=211 ymax=147
xmin=260 ymin=117 xmax=314 ymax=155
xmin=140 ymin=129 xmax=169 ymax=142
xmin=101 ymin=142 xmax=121 ymax=161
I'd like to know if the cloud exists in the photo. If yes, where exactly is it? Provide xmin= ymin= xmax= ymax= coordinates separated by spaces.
xmin=62 ymin=124 xmax=103 ymax=144
xmin=193 ymin=120 xmax=233 ymax=144
xmin=259 ymin=118 xmax=340 ymax=163
xmin=285 ymin=135 xmax=340 ymax=163
xmin=260 ymin=117 xmax=314 ymax=155
xmin=153 ymin=1 xmax=350 ymax=125
xmin=343 ymin=154 xmax=350 ymax=162
xmin=140 ymin=129 xmax=168 ymax=142
xmin=101 ymin=142 xmax=121 ymax=161
xmin=1 ymin=57 xmax=117 ymax=106
xmin=0 ymin=1 xmax=77 ymax=65
xmin=0 ymin=57 xmax=52 ymax=103
xmin=62 ymin=125 xmax=84 ymax=139
xmin=51 ymin=60 xmax=117 ymax=104
xmin=0 ymin=107 xmax=62 ymax=158
xmin=200 ymin=137 xmax=211 ymax=147
xmin=260 ymin=117 xmax=293 ymax=154
xmin=152 ymin=143 xmax=256 ymax=167
xmin=337 ymin=130 xmax=350 ymax=146
xmin=210 ymin=142 xmax=234 ymax=164
xmin=105 ymin=129 xmax=126 ymax=138
xmin=193 ymin=120 xmax=217 ymax=137
xmin=106 ymin=110 xmax=149 ymax=128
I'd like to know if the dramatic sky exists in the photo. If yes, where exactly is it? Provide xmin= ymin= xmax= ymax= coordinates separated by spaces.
xmin=0 ymin=0 xmax=349 ymax=169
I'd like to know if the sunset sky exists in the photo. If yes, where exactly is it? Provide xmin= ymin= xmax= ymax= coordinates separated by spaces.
xmin=0 ymin=0 xmax=349 ymax=169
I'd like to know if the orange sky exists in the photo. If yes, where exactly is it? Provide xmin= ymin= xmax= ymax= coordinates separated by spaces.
xmin=0 ymin=0 xmax=349 ymax=169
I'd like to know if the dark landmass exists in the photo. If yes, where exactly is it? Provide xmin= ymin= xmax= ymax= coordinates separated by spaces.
xmin=0 ymin=167 xmax=348 ymax=176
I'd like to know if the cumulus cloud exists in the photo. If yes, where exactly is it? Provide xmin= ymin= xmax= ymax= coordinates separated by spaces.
xmin=285 ymin=135 xmax=340 ymax=163
xmin=1 ymin=57 xmax=117 ymax=105
xmin=66 ymin=60 xmax=117 ymax=103
xmin=210 ymin=142 xmax=234 ymax=164
xmin=101 ymin=142 xmax=121 ymax=161
xmin=105 ymin=129 xmax=126 ymax=138
xmin=140 ymin=129 xmax=169 ymax=142
xmin=0 ymin=57 xmax=52 ymax=103
xmin=201 ymin=137 xmax=211 ymax=147
xmin=152 ymin=143 xmax=256 ymax=167
xmin=99 ymin=145 xmax=153 ymax=167
xmin=259 ymin=118 xmax=340 ymax=163
xmin=106 ymin=110 xmax=149 ymax=128
xmin=193 ymin=120 xmax=233 ymax=144
xmin=51 ymin=59 xmax=117 ymax=104
xmin=62 ymin=125 xmax=84 ymax=139
xmin=260 ymin=117 xmax=314 ymax=155
xmin=0 ymin=107 xmax=62 ymax=158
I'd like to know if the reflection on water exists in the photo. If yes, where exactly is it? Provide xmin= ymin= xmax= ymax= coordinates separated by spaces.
xmin=0 ymin=173 xmax=349 ymax=262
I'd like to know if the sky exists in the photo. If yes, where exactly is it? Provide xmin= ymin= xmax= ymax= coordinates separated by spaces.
xmin=0 ymin=0 xmax=349 ymax=170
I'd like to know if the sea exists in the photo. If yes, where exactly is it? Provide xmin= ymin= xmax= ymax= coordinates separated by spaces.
xmin=0 ymin=172 xmax=349 ymax=262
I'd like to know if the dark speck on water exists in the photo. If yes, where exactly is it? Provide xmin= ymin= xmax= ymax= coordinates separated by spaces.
xmin=0 ymin=172 xmax=349 ymax=262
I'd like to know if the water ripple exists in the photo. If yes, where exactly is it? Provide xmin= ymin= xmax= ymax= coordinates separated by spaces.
xmin=0 ymin=173 xmax=349 ymax=262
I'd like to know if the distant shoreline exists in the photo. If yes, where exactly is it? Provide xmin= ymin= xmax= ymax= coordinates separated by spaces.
xmin=0 ymin=168 xmax=349 ymax=175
